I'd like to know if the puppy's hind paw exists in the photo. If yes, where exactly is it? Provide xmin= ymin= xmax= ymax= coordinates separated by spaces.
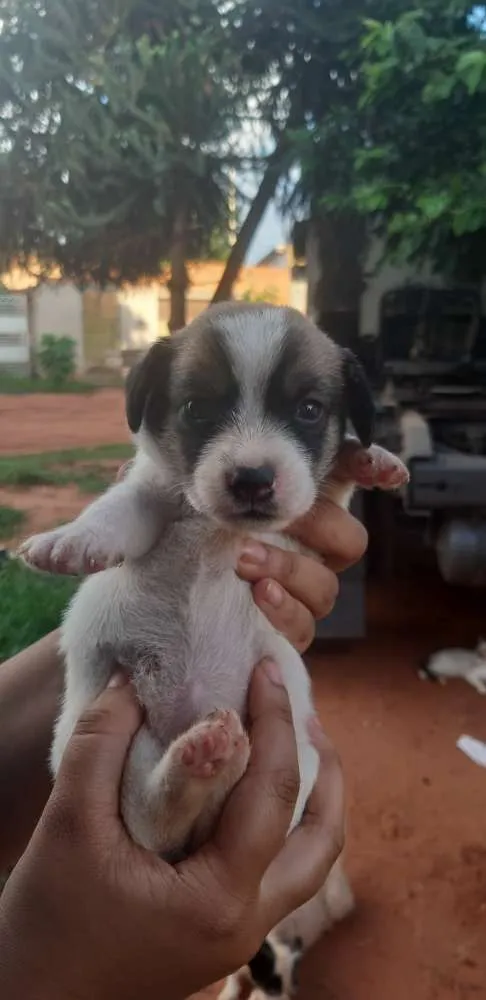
xmin=172 ymin=710 xmax=250 ymax=785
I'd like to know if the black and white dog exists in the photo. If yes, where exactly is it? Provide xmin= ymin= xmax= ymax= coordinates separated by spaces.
xmin=20 ymin=303 xmax=407 ymax=987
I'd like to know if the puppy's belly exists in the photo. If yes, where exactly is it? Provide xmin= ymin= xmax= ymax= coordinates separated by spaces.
xmin=61 ymin=534 xmax=265 ymax=749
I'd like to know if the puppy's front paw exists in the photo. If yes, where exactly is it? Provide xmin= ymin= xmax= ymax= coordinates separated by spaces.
xmin=174 ymin=710 xmax=250 ymax=785
xmin=18 ymin=525 xmax=121 ymax=576
xmin=343 ymin=442 xmax=409 ymax=491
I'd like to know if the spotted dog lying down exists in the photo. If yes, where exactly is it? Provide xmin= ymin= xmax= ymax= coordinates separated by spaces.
xmin=20 ymin=303 xmax=408 ymax=979
xmin=219 ymin=856 xmax=355 ymax=1000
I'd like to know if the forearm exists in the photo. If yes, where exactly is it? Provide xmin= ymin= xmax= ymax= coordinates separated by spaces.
xmin=0 ymin=631 xmax=62 ymax=869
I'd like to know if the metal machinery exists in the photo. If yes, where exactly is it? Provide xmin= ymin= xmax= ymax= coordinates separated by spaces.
xmin=317 ymin=284 xmax=486 ymax=639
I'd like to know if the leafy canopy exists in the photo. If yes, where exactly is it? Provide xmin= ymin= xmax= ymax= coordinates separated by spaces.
xmin=0 ymin=0 xmax=256 ymax=285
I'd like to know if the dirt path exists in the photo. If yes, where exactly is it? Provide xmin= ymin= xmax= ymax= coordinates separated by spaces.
xmin=300 ymin=578 xmax=485 ymax=1000
xmin=0 ymin=389 xmax=128 ymax=454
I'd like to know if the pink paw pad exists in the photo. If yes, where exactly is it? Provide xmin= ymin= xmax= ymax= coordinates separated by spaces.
xmin=180 ymin=711 xmax=247 ymax=779
xmin=351 ymin=445 xmax=409 ymax=491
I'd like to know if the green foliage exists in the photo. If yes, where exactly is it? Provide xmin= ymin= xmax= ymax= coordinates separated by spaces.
xmin=37 ymin=335 xmax=77 ymax=386
xmin=0 ymin=505 xmax=26 ymax=539
xmin=0 ymin=0 xmax=259 ymax=286
xmin=239 ymin=0 xmax=486 ymax=285
xmin=349 ymin=3 xmax=486 ymax=278
xmin=1 ymin=0 xmax=484 ymax=291
xmin=0 ymin=560 xmax=78 ymax=661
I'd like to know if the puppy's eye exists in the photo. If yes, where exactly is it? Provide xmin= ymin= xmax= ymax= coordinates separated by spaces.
xmin=181 ymin=399 xmax=215 ymax=424
xmin=295 ymin=399 xmax=324 ymax=425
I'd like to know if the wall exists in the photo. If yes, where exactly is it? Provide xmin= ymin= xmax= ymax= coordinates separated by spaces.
xmin=35 ymin=283 xmax=85 ymax=369
xmin=0 ymin=291 xmax=29 ymax=369
xmin=118 ymin=285 xmax=162 ymax=349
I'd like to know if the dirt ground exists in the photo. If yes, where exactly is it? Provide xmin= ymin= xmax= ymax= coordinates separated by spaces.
xmin=193 ymin=578 xmax=486 ymax=1000
xmin=0 ymin=388 xmax=128 ymax=454
xmin=2 ymin=390 xmax=486 ymax=999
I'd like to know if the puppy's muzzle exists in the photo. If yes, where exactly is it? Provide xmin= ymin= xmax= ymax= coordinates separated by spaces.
xmin=227 ymin=464 xmax=275 ymax=506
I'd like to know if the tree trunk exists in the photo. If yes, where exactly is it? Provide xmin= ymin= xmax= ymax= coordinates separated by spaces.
xmin=211 ymin=142 xmax=289 ymax=304
xmin=168 ymin=206 xmax=189 ymax=333
xmin=306 ymin=211 xmax=367 ymax=351
xmin=26 ymin=288 xmax=38 ymax=378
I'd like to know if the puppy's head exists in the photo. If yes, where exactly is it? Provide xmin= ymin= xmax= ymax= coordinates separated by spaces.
xmin=126 ymin=303 xmax=374 ymax=529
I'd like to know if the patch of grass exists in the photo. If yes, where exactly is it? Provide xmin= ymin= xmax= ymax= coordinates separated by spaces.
xmin=0 ymin=560 xmax=78 ymax=661
xmin=0 ymin=505 xmax=26 ymax=539
xmin=0 ymin=444 xmax=133 ymax=491
xmin=0 ymin=374 xmax=96 ymax=394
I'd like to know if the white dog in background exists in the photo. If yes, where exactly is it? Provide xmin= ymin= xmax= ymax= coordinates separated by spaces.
xmin=419 ymin=639 xmax=486 ymax=694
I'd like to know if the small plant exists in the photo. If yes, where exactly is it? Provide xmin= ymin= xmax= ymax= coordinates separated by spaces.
xmin=239 ymin=287 xmax=279 ymax=304
xmin=37 ymin=334 xmax=77 ymax=386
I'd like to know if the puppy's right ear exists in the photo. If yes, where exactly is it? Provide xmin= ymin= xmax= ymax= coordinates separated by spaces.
xmin=342 ymin=348 xmax=375 ymax=449
xmin=125 ymin=338 xmax=173 ymax=434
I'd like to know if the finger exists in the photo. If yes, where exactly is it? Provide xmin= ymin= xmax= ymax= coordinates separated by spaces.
xmin=238 ymin=542 xmax=339 ymax=622
xmin=251 ymin=580 xmax=315 ymax=652
xmin=261 ymin=717 xmax=345 ymax=925
xmin=51 ymin=673 xmax=143 ymax=828
xmin=203 ymin=659 xmax=299 ymax=895
xmin=116 ymin=459 xmax=134 ymax=483
xmin=291 ymin=501 xmax=368 ymax=573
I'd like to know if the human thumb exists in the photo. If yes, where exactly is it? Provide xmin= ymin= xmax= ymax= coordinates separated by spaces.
xmin=52 ymin=672 xmax=143 ymax=824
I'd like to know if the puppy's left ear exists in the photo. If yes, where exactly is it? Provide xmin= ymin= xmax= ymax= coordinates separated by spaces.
xmin=342 ymin=349 xmax=375 ymax=448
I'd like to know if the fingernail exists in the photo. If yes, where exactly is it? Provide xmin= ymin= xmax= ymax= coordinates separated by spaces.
xmin=108 ymin=671 xmax=128 ymax=688
xmin=263 ymin=580 xmax=284 ymax=608
xmin=239 ymin=541 xmax=268 ymax=566
xmin=261 ymin=658 xmax=284 ymax=686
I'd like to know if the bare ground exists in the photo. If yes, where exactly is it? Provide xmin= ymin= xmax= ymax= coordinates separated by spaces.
xmin=0 ymin=388 xmax=128 ymax=454
xmin=2 ymin=390 xmax=485 ymax=1000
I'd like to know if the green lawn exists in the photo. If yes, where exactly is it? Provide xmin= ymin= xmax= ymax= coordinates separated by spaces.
xmin=0 ymin=505 xmax=26 ymax=539
xmin=0 ymin=560 xmax=78 ymax=661
xmin=0 ymin=444 xmax=133 ymax=494
xmin=0 ymin=374 xmax=96 ymax=394
xmin=0 ymin=444 xmax=135 ymax=659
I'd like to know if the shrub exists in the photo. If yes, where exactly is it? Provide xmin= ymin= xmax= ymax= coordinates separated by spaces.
xmin=38 ymin=334 xmax=77 ymax=386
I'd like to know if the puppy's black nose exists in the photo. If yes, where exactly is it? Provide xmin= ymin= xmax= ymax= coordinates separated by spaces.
xmin=229 ymin=465 xmax=275 ymax=504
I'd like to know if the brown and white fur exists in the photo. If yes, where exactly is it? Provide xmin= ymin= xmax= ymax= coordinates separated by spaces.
xmin=19 ymin=302 xmax=407 ymax=896
xmin=220 ymin=856 xmax=355 ymax=1000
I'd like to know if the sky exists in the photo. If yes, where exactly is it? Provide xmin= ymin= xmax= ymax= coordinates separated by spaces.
xmin=246 ymin=199 xmax=286 ymax=263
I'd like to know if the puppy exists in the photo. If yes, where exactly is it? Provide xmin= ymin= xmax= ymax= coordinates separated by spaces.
xmin=20 ymin=303 xmax=408 ymax=861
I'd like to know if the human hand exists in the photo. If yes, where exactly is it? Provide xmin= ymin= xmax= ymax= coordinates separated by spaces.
xmin=0 ymin=665 xmax=344 ymax=1000
xmin=237 ymin=449 xmax=368 ymax=653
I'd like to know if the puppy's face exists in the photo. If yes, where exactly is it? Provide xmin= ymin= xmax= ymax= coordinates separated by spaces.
xmin=126 ymin=303 xmax=374 ymax=530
